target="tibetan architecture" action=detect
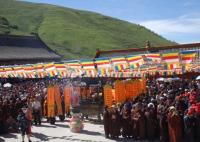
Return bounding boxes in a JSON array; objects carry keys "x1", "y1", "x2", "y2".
[
  {"x1": 95, "y1": 41, "x2": 200, "y2": 58},
  {"x1": 0, "y1": 34, "x2": 61, "y2": 65}
]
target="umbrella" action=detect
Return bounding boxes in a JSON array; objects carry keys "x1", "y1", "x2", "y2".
[
  {"x1": 196, "y1": 76, "x2": 200, "y2": 80},
  {"x1": 166, "y1": 78, "x2": 173, "y2": 82},
  {"x1": 156, "y1": 77, "x2": 166, "y2": 81},
  {"x1": 172, "y1": 77, "x2": 180, "y2": 81},
  {"x1": 3, "y1": 83, "x2": 12, "y2": 88}
]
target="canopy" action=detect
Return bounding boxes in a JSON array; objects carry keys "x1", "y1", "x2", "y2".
[
  {"x1": 156, "y1": 77, "x2": 180, "y2": 82},
  {"x1": 196, "y1": 75, "x2": 200, "y2": 80},
  {"x1": 171, "y1": 77, "x2": 180, "y2": 81},
  {"x1": 156, "y1": 77, "x2": 166, "y2": 81},
  {"x1": 3, "y1": 83, "x2": 12, "y2": 88}
]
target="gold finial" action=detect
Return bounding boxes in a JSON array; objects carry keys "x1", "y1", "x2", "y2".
[{"x1": 145, "y1": 40, "x2": 150, "y2": 48}]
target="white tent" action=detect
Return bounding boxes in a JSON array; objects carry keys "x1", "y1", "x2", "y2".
[{"x1": 3, "y1": 83, "x2": 12, "y2": 88}]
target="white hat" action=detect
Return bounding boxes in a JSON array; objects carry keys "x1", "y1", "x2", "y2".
[
  {"x1": 159, "y1": 97, "x2": 164, "y2": 101},
  {"x1": 148, "y1": 103, "x2": 154, "y2": 108},
  {"x1": 163, "y1": 93, "x2": 167, "y2": 97},
  {"x1": 169, "y1": 106, "x2": 175, "y2": 111}
]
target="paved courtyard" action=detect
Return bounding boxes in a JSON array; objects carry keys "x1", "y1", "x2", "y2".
[{"x1": 0, "y1": 119, "x2": 154, "y2": 142}]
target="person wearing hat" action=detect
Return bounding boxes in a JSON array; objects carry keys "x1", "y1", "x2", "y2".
[
  {"x1": 167, "y1": 106, "x2": 182, "y2": 142},
  {"x1": 145, "y1": 103, "x2": 157, "y2": 141},
  {"x1": 17, "y1": 108, "x2": 32, "y2": 142},
  {"x1": 109, "y1": 104, "x2": 120, "y2": 139},
  {"x1": 121, "y1": 104, "x2": 132, "y2": 138}
]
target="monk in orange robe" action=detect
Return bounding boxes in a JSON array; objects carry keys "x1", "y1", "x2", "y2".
[{"x1": 167, "y1": 106, "x2": 182, "y2": 142}]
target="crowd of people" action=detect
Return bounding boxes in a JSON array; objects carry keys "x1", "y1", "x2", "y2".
[
  {"x1": 0, "y1": 79, "x2": 70, "y2": 141},
  {"x1": 1, "y1": 77, "x2": 200, "y2": 142},
  {"x1": 0, "y1": 78, "x2": 101, "y2": 141},
  {"x1": 103, "y1": 78, "x2": 200, "y2": 142}
]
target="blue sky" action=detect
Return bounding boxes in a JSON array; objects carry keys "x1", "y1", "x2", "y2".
[{"x1": 24, "y1": 0, "x2": 200, "y2": 43}]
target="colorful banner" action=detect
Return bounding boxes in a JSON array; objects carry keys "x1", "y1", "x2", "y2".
[
  {"x1": 13, "y1": 66, "x2": 26, "y2": 78},
  {"x1": 44, "y1": 63, "x2": 57, "y2": 77},
  {"x1": 64, "y1": 86, "x2": 71, "y2": 114},
  {"x1": 95, "y1": 57, "x2": 111, "y2": 77},
  {"x1": 81, "y1": 59, "x2": 97, "y2": 77},
  {"x1": 114, "y1": 80, "x2": 126, "y2": 103},
  {"x1": 145, "y1": 53, "x2": 161, "y2": 63},
  {"x1": 71, "y1": 87, "x2": 80, "y2": 107},
  {"x1": 181, "y1": 50, "x2": 196, "y2": 64},
  {"x1": 34, "y1": 64, "x2": 45, "y2": 78},
  {"x1": 162, "y1": 52, "x2": 179, "y2": 63},
  {"x1": 166, "y1": 63, "x2": 180, "y2": 70},
  {"x1": 23, "y1": 65, "x2": 35, "y2": 78},
  {"x1": 103, "y1": 85, "x2": 113, "y2": 107},
  {"x1": 0, "y1": 68, "x2": 5, "y2": 78},
  {"x1": 111, "y1": 56, "x2": 128, "y2": 72},
  {"x1": 47, "y1": 86, "x2": 55, "y2": 117},
  {"x1": 54, "y1": 85, "x2": 63, "y2": 115},
  {"x1": 65, "y1": 61, "x2": 82, "y2": 77},
  {"x1": 4, "y1": 67, "x2": 14, "y2": 78},
  {"x1": 126, "y1": 55, "x2": 144, "y2": 70},
  {"x1": 55, "y1": 63, "x2": 67, "y2": 78},
  {"x1": 0, "y1": 50, "x2": 199, "y2": 78}
]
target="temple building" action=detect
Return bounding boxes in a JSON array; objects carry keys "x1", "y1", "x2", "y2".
[
  {"x1": 95, "y1": 41, "x2": 200, "y2": 58},
  {"x1": 0, "y1": 34, "x2": 61, "y2": 65}
]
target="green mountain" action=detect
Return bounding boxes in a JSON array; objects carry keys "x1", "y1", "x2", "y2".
[{"x1": 0, "y1": 0, "x2": 175, "y2": 59}]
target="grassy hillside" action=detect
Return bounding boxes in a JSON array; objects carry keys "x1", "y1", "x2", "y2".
[{"x1": 0, "y1": 0, "x2": 175, "y2": 59}]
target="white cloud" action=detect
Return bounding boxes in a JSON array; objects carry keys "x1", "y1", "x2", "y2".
[
  {"x1": 183, "y1": 2, "x2": 194, "y2": 7},
  {"x1": 139, "y1": 14, "x2": 200, "y2": 34}
]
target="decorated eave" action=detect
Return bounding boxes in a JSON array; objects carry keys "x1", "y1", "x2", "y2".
[
  {"x1": 0, "y1": 41, "x2": 200, "y2": 78},
  {"x1": 95, "y1": 42, "x2": 200, "y2": 58}
]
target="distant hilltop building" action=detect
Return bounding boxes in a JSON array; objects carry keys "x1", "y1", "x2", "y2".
[
  {"x1": 95, "y1": 41, "x2": 200, "y2": 58},
  {"x1": 0, "y1": 34, "x2": 61, "y2": 65}
]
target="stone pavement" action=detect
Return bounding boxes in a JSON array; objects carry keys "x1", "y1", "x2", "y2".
[{"x1": 0, "y1": 119, "x2": 154, "y2": 142}]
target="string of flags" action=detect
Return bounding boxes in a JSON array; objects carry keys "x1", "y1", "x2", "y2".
[{"x1": 0, "y1": 50, "x2": 199, "y2": 78}]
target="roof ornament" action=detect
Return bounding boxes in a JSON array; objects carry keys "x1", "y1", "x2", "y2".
[{"x1": 145, "y1": 40, "x2": 151, "y2": 49}]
